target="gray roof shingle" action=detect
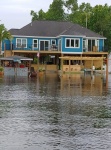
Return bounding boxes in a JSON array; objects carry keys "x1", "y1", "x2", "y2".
[{"x1": 9, "y1": 20, "x2": 105, "y2": 38}]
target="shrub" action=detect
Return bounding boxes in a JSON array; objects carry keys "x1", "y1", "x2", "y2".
[{"x1": 0, "y1": 67, "x2": 4, "y2": 72}]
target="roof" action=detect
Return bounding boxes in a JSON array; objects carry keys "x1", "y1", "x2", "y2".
[
  {"x1": 9, "y1": 20, "x2": 105, "y2": 38},
  {"x1": 0, "y1": 55, "x2": 33, "y2": 61}
]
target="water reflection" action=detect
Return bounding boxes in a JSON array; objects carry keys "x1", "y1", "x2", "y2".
[
  {"x1": 0, "y1": 73, "x2": 111, "y2": 150},
  {"x1": 60, "y1": 73, "x2": 108, "y2": 96}
]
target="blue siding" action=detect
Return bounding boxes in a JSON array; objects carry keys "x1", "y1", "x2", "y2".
[
  {"x1": 2, "y1": 36, "x2": 105, "y2": 54},
  {"x1": 99, "y1": 39, "x2": 104, "y2": 52},
  {"x1": 2, "y1": 39, "x2": 11, "y2": 51},
  {"x1": 61, "y1": 37, "x2": 83, "y2": 53},
  {"x1": 12, "y1": 37, "x2": 57, "y2": 51}
]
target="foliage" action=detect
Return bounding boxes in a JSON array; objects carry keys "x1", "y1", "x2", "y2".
[
  {"x1": 33, "y1": 57, "x2": 38, "y2": 64},
  {"x1": 0, "y1": 24, "x2": 12, "y2": 54},
  {"x1": 45, "y1": 0, "x2": 65, "y2": 21},
  {"x1": 0, "y1": 66, "x2": 4, "y2": 72},
  {"x1": 64, "y1": 0, "x2": 78, "y2": 13},
  {"x1": 30, "y1": 9, "x2": 46, "y2": 21}
]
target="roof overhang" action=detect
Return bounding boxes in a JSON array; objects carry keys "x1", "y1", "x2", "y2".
[{"x1": 0, "y1": 55, "x2": 33, "y2": 61}]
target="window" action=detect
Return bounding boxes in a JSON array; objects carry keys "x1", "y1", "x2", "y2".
[
  {"x1": 65, "y1": 38, "x2": 80, "y2": 48},
  {"x1": 16, "y1": 38, "x2": 27, "y2": 48},
  {"x1": 75, "y1": 39, "x2": 79, "y2": 47},
  {"x1": 51, "y1": 40, "x2": 56, "y2": 45},
  {"x1": 71, "y1": 39, "x2": 74, "y2": 47},
  {"x1": 33, "y1": 39, "x2": 38, "y2": 48},
  {"x1": 66, "y1": 39, "x2": 70, "y2": 47},
  {"x1": 83, "y1": 40, "x2": 86, "y2": 49}
]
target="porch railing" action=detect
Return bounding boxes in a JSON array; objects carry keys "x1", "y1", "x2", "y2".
[
  {"x1": 4, "y1": 44, "x2": 61, "y2": 51},
  {"x1": 4, "y1": 44, "x2": 108, "y2": 52},
  {"x1": 83, "y1": 45, "x2": 107, "y2": 52}
]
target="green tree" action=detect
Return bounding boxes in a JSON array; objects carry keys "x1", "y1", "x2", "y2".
[
  {"x1": 88, "y1": 4, "x2": 109, "y2": 34},
  {"x1": 30, "y1": 9, "x2": 46, "y2": 21},
  {"x1": 64, "y1": 0, "x2": 78, "y2": 13},
  {"x1": 67, "y1": 2, "x2": 92, "y2": 27},
  {"x1": 0, "y1": 24, "x2": 12, "y2": 55},
  {"x1": 38, "y1": 9, "x2": 46, "y2": 20},
  {"x1": 46, "y1": 0, "x2": 65, "y2": 21},
  {"x1": 30, "y1": 10, "x2": 39, "y2": 21},
  {"x1": 78, "y1": 3, "x2": 92, "y2": 27}
]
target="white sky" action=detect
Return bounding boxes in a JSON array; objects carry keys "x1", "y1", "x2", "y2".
[{"x1": 0, "y1": 0, "x2": 111, "y2": 30}]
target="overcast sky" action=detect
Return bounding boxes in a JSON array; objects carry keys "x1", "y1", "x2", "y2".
[{"x1": 0, "y1": 0, "x2": 111, "y2": 30}]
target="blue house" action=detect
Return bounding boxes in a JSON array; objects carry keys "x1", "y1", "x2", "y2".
[{"x1": 2, "y1": 20, "x2": 108, "y2": 72}]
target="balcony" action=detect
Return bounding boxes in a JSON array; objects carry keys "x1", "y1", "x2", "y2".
[
  {"x1": 83, "y1": 45, "x2": 108, "y2": 52},
  {"x1": 4, "y1": 43, "x2": 108, "y2": 53}
]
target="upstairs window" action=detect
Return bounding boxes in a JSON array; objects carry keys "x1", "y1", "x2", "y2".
[
  {"x1": 51, "y1": 40, "x2": 56, "y2": 45},
  {"x1": 16, "y1": 38, "x2": 27, "y2": 48},
  {"x1": 33, "y1": 39, "x2": 38, "y2": 48},
  {"x1": 65, "y1": 38, "x2": 80, "y2": 48}
]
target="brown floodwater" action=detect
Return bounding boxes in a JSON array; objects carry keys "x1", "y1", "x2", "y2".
[{"x1": 0, "y1": 73, "x2": 111, "y2": 150}]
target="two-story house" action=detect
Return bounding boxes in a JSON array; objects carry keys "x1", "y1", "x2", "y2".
[{"x1": 2, "y1": 20, "x2": 108, "y2": 73}]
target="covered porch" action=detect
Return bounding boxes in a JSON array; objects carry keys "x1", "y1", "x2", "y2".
[
  {"x1": 59, "y1": 56, "x2": 108, "y2": 76},
  {"x1": 0, "y1": 55, "x2": 33, "y2": 76}
]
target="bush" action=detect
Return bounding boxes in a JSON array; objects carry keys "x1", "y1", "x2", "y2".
[{"x1": 0, "y1": 67, "x2": 4, "y2": 72}]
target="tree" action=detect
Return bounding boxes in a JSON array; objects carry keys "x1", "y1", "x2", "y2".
[
  {"x1": 30, "y1": 9, "x2": 46, "y2": 21},
  {"x1": 0, "y1": 24, "x2": 12, "y2": 55},
  {"x1": 38, "y1": 9, "x2": 46, "y2": 20},
  {"x1": 46, "y1": 0, "x2": 65, "y2": 21},
  {"x1": 78, "y1": 3, "x2": 92, "y2": 28},
  {"x1": 30, "y1": 10, "x2": 39, "y2": 21},
  {"x1": 64, "y1": 0, "x2": 78, "y2": 13}
]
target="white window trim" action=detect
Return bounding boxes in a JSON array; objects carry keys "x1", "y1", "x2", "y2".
[
  {"x1": 16, "y1": 38, "x2": 27, "y2": 48},
  {"x1": 96, "y1": 39, "x2": 99, "y2": 51},
  {"x1": 33, "y1": 39, "x2": 38, "y2": 48},
  {"x1": 65, "y1": 38, "x2": 80, "y2": 48}
]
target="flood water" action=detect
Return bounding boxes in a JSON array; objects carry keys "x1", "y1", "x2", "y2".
[{"x1": 0, "y1": 73, "x2": 111, "y2": 150}]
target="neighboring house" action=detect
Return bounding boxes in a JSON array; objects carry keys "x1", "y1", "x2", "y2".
[{"x1": 2, "y1": 20, "x2": 108, "y2": 72}]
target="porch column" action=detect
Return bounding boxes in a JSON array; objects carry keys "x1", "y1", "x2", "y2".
[
  {"x1": 29, "y1": 61, "x2": 31, "y2": 72},
  {"x1": 80, "y1": 54, "x2": 82, "y2": 66},
  {"x1": 56, "y1": 55, "x2": 58, "y2": 71},
  {"x1": 106, "y1": 54, "x2": 108, "y2": 88},
  {"x1": 69, "y1": 58, "x2": 71, "y2": 78},
  {"x1": 61, "y1": 54, "x2": 64, "y2": 77},
  {"x1": 37, "y1": 53, "x2": 39, "y2": 73},
  {"x1": 91, "y1": 59, "x2": 93, "y2": 77},
  {"x1": 101, "y1": 57, "x2": 103, "y2": 76}
]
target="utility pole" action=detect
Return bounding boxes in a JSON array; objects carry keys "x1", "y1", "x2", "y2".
[{"x1": 86, "y1": 13, "x2": 87, "y2": 28}]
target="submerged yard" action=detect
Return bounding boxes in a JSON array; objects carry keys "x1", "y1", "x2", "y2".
[{"x1": 0, "y1": 73, "x2": 111, "y2": 150}]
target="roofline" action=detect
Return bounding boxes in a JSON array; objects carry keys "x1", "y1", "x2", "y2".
[
  {"x1": 12, "y1": 35, "x2": 56, "y2": 38},
  {"x1": 11, "y1": 35, "x2": 106, "y2": 39},
  {"x1": 85, "y1": 37, "x2": 106, "y2": 39},
  {"x1": 58, "y1": 35, "x2": 86, "y2": 38}
]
